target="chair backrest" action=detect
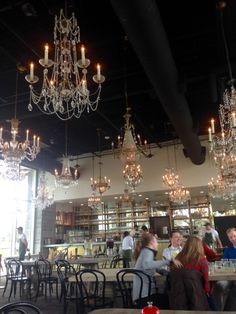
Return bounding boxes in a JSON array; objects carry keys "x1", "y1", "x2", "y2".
[
  {"x1": 110, "y1": 255, "x2": 129, "y2": 268},
  {"x1": 0, "y1": 301, "x2": 41, "y2": 313},
  {"x1": 55, "y1": 259, "x2": 71, "y2": 267},
  {"x1": 57, "y1": 263, "x2": 76, "y2": 283},
  {"x1": 94, "y1": 253, "x2": 108, "y2": 269},
  {"x1": 7, "y1": 259, "x2": 23, "y2": 278},
  {"x1": 77, "y1": 268, "x2": 107, "y2": 308},
  {"x1": 35, "y1": 259, "x2": 52, "y2": 281},
  {"x1": 116, "y1": 269, "x2": 152, "y2": 308}
]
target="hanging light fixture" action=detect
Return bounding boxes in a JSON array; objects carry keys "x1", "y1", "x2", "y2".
[
  {"x1": 88, "y1": 155, "x2": 101, "y2": 207},
  {"x1": 35, "y1": 172, "x2": 54, "y2": 210},
  {"x1": 208, "y1": 1, "x2": 236, "y2": 171},
  {"x1": 169, "y1": 185, "x2": 191, "y2": 205},
  {"x1": 90, "y1": 129, "x2": 111, "y2": 195},
  {"x1": 25, "y1": 9, "x2": 105, "y2": 120},
  {"x1": 112, "y1": 107, "x2": 152, "y2": 164},
  {"x1": 55, "y1": 122, "x2": 79, "y2": 188},
  {"x1": 123, "y1": 162, "x2": 143, "y2": 192},
  {"x1": 208, "y1": 174, "x2": 234, "y2": 200},
  {"x1": 0, "y1": 67, "x2": 40, "y2": 180},
  {"x1": 162, "y1": 145, "x2": 180, "y2": 189}
]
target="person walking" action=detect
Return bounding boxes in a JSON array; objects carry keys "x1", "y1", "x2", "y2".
[{"x1": 17, "y1": 226, "x2": 28, "y2": 261}]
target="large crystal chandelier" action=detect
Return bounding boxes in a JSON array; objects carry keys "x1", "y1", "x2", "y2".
[
  {"x1": 25, "y1": 9, "x2": 105, "y2": 120},
  {"x1": 169, "y1": 185, "x2": 191, "y2": 205},
  {"x1": 208, "y1": 175, "x2": 235, "y2": 200},
  {"x1": 208, "y1": 3, "x2": 236, "y2": 176},
  {"x1": 35, "y1": 172, "x2": 54, "y2": 210},
  {"x1": 0, "y1": 70, "x2": 40, "y2": 180},
  {"x1": 55, "y1": 122, "x2": 79, "y2": 188}
]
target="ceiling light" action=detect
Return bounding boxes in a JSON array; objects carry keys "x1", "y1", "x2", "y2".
[
  {"x1": 35, "y1": 172, "x2": 54, "y2": 210},
  {"x1": 25, "y1": 9, "x2": 105, "y2": 120}
]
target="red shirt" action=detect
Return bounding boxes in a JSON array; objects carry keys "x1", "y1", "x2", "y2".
[
  {"x1": 185, "y1": 256, "x2": 209, "y2": 293},
  {"x1": 203, "y1": 243, "x2": 221, "y2": 262}
]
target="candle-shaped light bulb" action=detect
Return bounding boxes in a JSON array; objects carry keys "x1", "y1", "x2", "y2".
[
  {"x1": 33, "y1": 135, "x2": 36, "y2": 146},
  {"x1": 232, "y1": 112, "x2": 236, "y2": 127},
  {"x1": 0, "y1": 127, "x2": 2, "y2": 140},
  {"x1": 81, "y1": 45, "x2": 86, "y2": 66},
  {"x1": 37, "y1": 136, "x2": 40, "y2": 147},
  {"x1": 30, "y1": 63, "x2": 34, "y2": 81},
  {"x1": 211, "y1": 119, "x2": 215, "y2": 134},
  {"x1": 82, "y1": 80, "x2": 86, "y2": 94},
  {"x1": 97, "y1": 64, "x2": 101, "y2": 81},
  {"x1": 26, "y1": 129, "x2": 29, "y2": 142},
  {"x1": 208, "y1": 127, "x2": 212, "y2": 142},
  {"x1": 44, "y1": 44, "x2": 49, "y2": 65}
]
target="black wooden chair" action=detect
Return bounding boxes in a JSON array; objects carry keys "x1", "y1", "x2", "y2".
[
  {"x1": 2, "y1": 258, "x2": 15, "y2": 297},
  {"x1": 116, "y1": 268, "x2": 152, "y2": 308},
  {"x1": 110, "y1": 255, "x2": 129, "y2": 268},
  {"x1": 7, "y1": 259, "x2": 31, "y2": 301},
  {"x1": 0, "y1": 301, "x2": 41, "y2": 313},
  {"x1": 57, "y1": 263, "x2": 83, "y2": 314},
  {"x1": 34, "y1": 259, "x2": 58, "y2": 301},
  {"x1": 77, "y1": 268, "x2": 113, "y2": 312},
  {"x1": 94, "y1": 253, "x2": 108, "y2": 269}
]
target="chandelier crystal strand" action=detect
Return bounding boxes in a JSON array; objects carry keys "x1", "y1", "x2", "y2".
[
  {"x1": 88, "y1": 192, "x2": 101, "y2": 208},
  {"x1": 162, "y1": 168, "x2": 179, "y2": 189},
  {"x1": 25, "y1": 9, "x2": 105, "y2": 120},
  {"x1": 35, "y1": 172, "x2": 54, "y2": 210}
]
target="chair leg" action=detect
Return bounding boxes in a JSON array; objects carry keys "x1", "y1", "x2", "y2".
[{"x1": 2, "y1": 278, "x2": 8, "y2": 296}]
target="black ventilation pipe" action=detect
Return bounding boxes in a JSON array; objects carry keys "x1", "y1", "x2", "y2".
[{"x1": 110, "y1": 0, "x2": 206, "y2": 165}]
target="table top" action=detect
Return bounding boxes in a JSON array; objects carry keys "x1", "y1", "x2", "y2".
[
  {"x1": 89, "y1": 309, "x2": 236, "y2": 314},
  {"x1": 69, "y1": 267, "x2": 236, "y2": 283}
]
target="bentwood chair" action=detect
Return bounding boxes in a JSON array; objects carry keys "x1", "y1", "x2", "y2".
[
  {"x1": 110, "y1": 255, "x2": 129, "y2": 268},
  {"x1": 0, "y1": 301, "x2": 41, "y2": 313},
  {"x1": 116, "y1": 269, "x2": 152, "y2": 308},
  {"x1": 77, "y1": 268, "x2": 113, "y2": 312},
  {"x1": 7, "y1": 259, "x2": 31, "y2": 301},
  {"x1": 34, "y1": 259, "x2": 58, "y2": 301},
  {"x1": 57, "y1": 263, "x2": 83, "y2": 314}
]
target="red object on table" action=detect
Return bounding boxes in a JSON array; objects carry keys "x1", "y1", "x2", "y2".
[{"x1": 141, "y1": 302, "x2": 160, "y2": 314}]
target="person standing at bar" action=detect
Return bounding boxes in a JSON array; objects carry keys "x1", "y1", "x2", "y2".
[
  {"x1": 122, "y1": 231, "x2": 134, "y2": 267},
  {"x1": 17, "y1": 226, "x2": 28, "y2": 261}
]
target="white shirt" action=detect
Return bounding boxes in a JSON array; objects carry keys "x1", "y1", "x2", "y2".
[
  {"x1": 201, "y1": 228, "x2": 219, "y2": 241},
  {"x1": 162, "y1": 246, "x2": 182, "y2": 261},
  {"x1": 122, "y1": 235, "x2": 134, "y2": 250}
]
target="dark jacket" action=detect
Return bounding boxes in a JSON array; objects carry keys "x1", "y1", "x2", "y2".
[{"x1": 168, "y1": 268, "x2": 209, "y2": 310}]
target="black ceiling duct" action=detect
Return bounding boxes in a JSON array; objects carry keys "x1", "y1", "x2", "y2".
[{"x1": 110, "y1": 0, "x2": 206, "y2": 165}]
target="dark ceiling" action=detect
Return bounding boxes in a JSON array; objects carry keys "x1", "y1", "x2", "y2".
[{"x1": 0, "y1": 0, "x2": 235, "y2": 173}]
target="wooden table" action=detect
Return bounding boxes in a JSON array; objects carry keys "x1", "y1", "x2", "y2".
[
  {"x1": 68, "y1": 257, "x2": 110, "y2": 269},
  {"x1": 69, "y1": 267, "x2": 236, "y2": 283},
  {"x1": 89, "y1": 309, "x2": 236, "y2": 314}
]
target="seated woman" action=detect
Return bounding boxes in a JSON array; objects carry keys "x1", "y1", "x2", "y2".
[
  {"x1": 133, "y1": 233, "x2": 181, "y2": 308},
  {"x1": 169, "y1": 235, "x2": 210, "y2": 311}
]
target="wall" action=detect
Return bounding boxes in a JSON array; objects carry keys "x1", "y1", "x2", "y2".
[{"x1": 46, "y1": 138, "x2": 217, "y2": 202}]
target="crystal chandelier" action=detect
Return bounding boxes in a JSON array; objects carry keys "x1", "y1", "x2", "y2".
[
  {"x1": 88, "y1": 192, "x2": 101, "y2": 208},
  {"x1": 25, "y1": 9, "x2": 105, "y2": 120},
  {"x1": 55, "y1": 122, "x2": 79, "y2": 188},
  {"x1": 123, "y1": 162, "x2": 143, "y2": 192},
  {"x1": 169, "y1": 185, "x2": 191, "y2": 205},
  {"x1": 208, "y1": 175, "x2": 235, "y2": 200},
  {"x1": 35, "y1": 172, "x2": 54, "y2": 210},
  {"x1": 208, "y1": 3, "x2": 236, "y2": 173},
  {"x1": 90, "y1": 161, "x2": 111, "y2": 195},
  {"x1": 0, "y1": 162, "x2": 29, "y2": 181},
  {"x1": 162, "y1": 168, "x2": 180, "y2": 189},
  {"x1": 112, "y1": 107, "x2": 152, "y2": 164},
  {"x1": 0, "y1": 70, "x2": 40, "y2": 180},
  {"x1": 90, "y1": 130, "x2": 111, "y2": 195}
]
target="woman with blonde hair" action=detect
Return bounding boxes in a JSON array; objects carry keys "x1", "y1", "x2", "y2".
[{"x1": 169, "y1": 235, "x2": 210, "y2": 310}]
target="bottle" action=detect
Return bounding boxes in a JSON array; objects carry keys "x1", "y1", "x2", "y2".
[{"x1": 141, "y1": 302, "x2": 160, "y2": 314}]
